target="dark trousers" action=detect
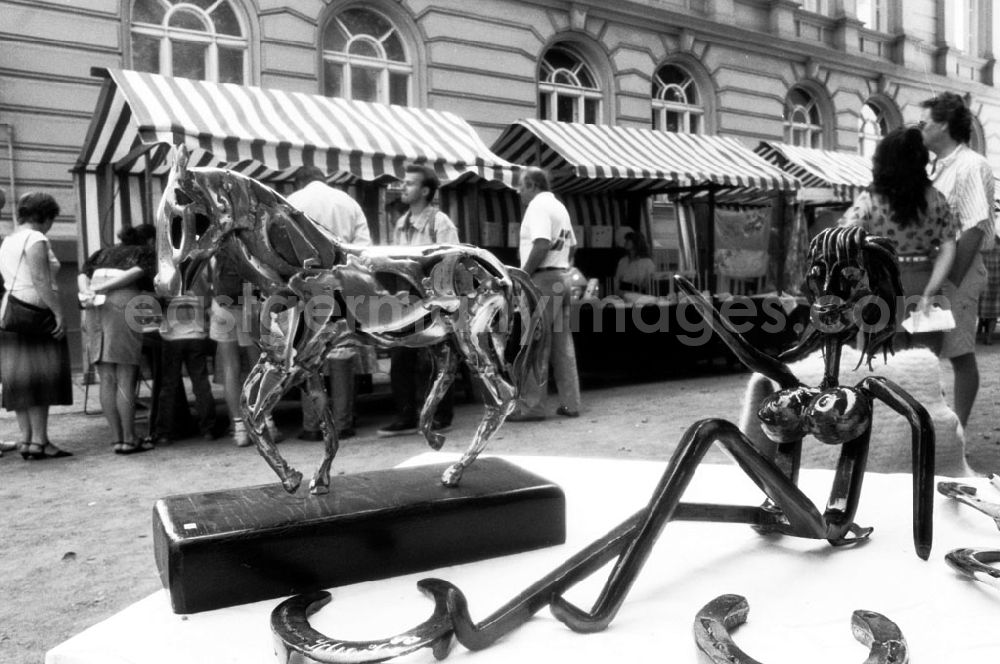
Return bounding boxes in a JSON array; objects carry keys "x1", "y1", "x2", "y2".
[
  {"x1": 389, "y1": 347, "x2": 454, "y2": 425},
  {"x1": 154, "y1": 338, "x2": 216, "y2": 438}
]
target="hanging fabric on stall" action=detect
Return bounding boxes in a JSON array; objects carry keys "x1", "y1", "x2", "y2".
[{"x1": 714, "y1": 205, "x2": 771, "y2": 278}]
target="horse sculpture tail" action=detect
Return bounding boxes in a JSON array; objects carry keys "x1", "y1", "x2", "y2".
[{"x1": 507, "y1": 267, "x2": 551, "y2": 399}]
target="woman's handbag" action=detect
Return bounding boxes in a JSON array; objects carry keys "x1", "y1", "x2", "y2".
[
  {"x1": 0, "y1": 294, "x2": 57, "y2": 335},
  {"x1": 0, "y1": 234, "x2": 57, "y2": 336}
]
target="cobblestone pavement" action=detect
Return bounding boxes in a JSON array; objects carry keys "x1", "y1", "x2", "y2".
[{"x1": 1, "y1": 343, "x2": 998, "y2": 663}]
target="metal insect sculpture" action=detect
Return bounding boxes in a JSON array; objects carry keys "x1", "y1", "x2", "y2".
[
  {"x1": 154, "y1": 146, "x2": 549, "y2": 493},
  {"x1": 267, "y1": 226, "x2": 935, "y2": 662}
]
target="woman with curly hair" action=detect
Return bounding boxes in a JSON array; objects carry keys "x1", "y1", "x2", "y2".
[
  {"x1": 839, "y1": 126, "x2": 959, "y2": 351},
  {"x1": 78, "y1": 223, "x2": 157, "y2": 454}
]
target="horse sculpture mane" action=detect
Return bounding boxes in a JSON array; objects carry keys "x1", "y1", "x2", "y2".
[{"x1": 155, "y1": 146, "x2": 550, "y2": 493}]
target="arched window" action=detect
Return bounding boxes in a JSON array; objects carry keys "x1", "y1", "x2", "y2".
[
  {"x1": 321, "y1": 7, "x2": 412, "y2": 105},
  {"x1": 784, "y1": 87, "x2": 824, "y2": 148},
  {"x1": 538, "y1": 45, "x2": 602, "y2": 124},
  {"x1": 858, "y1": 102, "x2": 887, "y2": 157},
  {"x1": 652, "y1": 64, "x2": 703, "y2": 134},
  {"x1": 130, "y1": 0, "x2": 248, "y2": 83}
]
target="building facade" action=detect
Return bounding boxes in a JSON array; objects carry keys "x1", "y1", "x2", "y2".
[{"x1": 2, "y1": 0, "x2": 999, "y2": 251}]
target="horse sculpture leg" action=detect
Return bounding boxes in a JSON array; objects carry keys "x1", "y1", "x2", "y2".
[
  {"x1": 303, "y1": 372, "x2": 340, "y2": 495},
  {"x1": 440, "y1": 367, "x2": 516, "y2": 487},
  {"x1": 418, "y1": 343, "x2": 460, "y2": 452},
  {"x1": 242, "y1": 356, "x2": 305, "y2": 493}
]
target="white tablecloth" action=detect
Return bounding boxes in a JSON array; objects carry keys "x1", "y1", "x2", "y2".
[{"x1": 46, "y1": 453, "x2": 1000, "y2": 663}]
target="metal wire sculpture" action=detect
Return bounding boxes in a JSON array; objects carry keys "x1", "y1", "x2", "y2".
[
  {"x1": 154, "y1": 147, "x2": 549, "y2": 493},
  {"x1": 267, "y1": 226, "x2": 936, "y2": 662}
]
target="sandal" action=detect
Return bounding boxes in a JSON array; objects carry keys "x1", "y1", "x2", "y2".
[
  {"x1": 116, "y1": 438, "x2": 155, "y2": 455},
  {"x1": 112, "y1": 442, "x2": 125, "y2": 454},
  {"x1": 23, "y1": 442, "x2": 73, "y2": 460}
]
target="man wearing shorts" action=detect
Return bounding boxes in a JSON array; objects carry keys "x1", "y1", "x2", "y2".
[{"x1": 920, "y1": 92, "x2": 996, "y2": 428}]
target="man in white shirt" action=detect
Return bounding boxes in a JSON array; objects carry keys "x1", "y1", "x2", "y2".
[
  {"x1": 920, "y1": 92, "x2": 996, "y2": 428},
  {"x1": 378, "y1": 165, "x2": 460, "y2": 436},
  {"x1": 287, "y1": 166, "x2": 372, "y2": 441},
  {"x1": 508, "y1": 166, "x2": 581, "y2": 421}
]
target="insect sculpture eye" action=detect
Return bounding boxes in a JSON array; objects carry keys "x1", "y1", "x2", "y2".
[{"x1": 805, "y1": 265, "x2": 826, "y2": 298}]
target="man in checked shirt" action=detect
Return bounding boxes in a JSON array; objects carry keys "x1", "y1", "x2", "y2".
[{"x1": 920, "y1": 92, "x2": 997, "y2": 429}]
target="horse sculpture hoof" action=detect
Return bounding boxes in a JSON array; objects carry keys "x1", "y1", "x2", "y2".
[
  {"x1": 427, "y1": 431, "x2": 446, "y2": 451},
  {"x1": 281, "y1": 470, "x2": 304, "y2": 494},
  {"x1": 440, "y1": 464, "x2": 464, "y2": 487},
  {"x1": 309, "y1": 476, "x2": 330, "y2": 495}
]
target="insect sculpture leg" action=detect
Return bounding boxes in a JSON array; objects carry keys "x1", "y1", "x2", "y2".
[
  {"x1": 418, "y1": 342, "x2": 459, "y2": 452},
  {"x1": 242, "y1": 356, "x2": 305, "y2": 493},
  {"x1": 551, "y1": 418, "x2": 827, "y2": 633},
  {"x1": 858, "y1": 376, "x2": 935, "y2": 559},
  {"x1": 303, "y1": 371, "x2": 340, "y2": 495}
]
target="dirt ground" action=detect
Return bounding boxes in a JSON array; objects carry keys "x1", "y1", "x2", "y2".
[{"x1": 1, "y1": 344, "x2": 998, "y2": 664}]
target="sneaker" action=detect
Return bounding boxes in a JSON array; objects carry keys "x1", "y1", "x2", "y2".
[
  {"x1": 506, "y1": 411, "x2": 546, "y2": 423},
  {"x1": 233, "y1": 422, "x2": 251, "y2": 448},
  {"x1": 266, "y1": 417, "x2": 283, "y2": 442},
  {"x1": 377, "y1": 420, "x2": 419, "y2": 437}
]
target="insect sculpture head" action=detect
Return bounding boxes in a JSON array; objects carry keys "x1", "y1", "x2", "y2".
[{"x1": 789, "y1": 225, "x2": 903, "y2": 371}]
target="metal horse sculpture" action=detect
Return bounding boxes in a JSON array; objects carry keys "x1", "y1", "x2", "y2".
[
  {"x1": 268, "y1": 226, "x2": 934, "y2": 663},
  {"x1": 154, "y1": 147, "x2": 548, "y2": 493}
]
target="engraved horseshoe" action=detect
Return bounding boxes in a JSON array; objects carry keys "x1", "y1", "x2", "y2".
[
  {"x1": 693, "y1": 594, "x2": 908, "y2": 664},
  {"x1": 945, "y1": 548, "x2": 1000, "y2": 590},
  {"x1": 271, "y1": 582, "x2": 455, "y2": 664}
]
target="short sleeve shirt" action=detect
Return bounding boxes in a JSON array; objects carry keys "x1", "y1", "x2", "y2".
[
  {"x1": 518, "y1": 191, "x2": 577, "y2": 269},
  {"x1": 929, "y1": 144, "x2": 996, "y2": 251},
  {"x1": 839, "y1": 188, "x2": 959, "y2": 257},
  {"x1": 82, "y1": 243, "x2": 156, "y2": 291},
  {"x1": 392, "y1": 206, "x2": 459, "y2": 246}
]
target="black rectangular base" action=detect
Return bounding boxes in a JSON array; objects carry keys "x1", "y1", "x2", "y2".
[{"x1": 152, "y1": 458, "x2": 566, "y2": 613}]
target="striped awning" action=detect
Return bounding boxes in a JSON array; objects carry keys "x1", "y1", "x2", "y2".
[
  {"x1": 754, "y1": 142, "x2": 872, "y2": 203},
  {"x1": 75, "y1": 68, "x2": 518, "y2": 187},
  {"x1": 490, "y1": 120, "x2": 799, "y2": 195}
]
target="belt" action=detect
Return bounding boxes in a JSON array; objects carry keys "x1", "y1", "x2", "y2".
[
  {"x1": 534, "y1": 266, "x2": 568, "y2": 273},
  {"x1": 898, "y1": 255, "x2": 931, "y2": 264}
]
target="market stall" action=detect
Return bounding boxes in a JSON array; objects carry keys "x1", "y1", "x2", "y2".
[
  {"x1": 489, "y1": 120, "x2": 803, "y2": 376},
  {"x1": 74, "y1": 67, "x2": 520, "y2": 261}
]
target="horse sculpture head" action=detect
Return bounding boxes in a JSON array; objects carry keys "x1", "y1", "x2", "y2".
[
  {"x1": 154, "y1": 145, "x2": 344, "y2": 298},
  {"x1": 782, "y1": 225, "x2": 902, "y2": 372}
]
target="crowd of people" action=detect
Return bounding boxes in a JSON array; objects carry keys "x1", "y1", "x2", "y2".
[{"x1": 1, "y1": 92, "x2": 998, "y2": 459}]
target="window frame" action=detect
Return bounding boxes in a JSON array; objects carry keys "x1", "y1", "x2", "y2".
[
  {"x1": 783, "y1": 87, "x2": 825, "y2": 149},
  {"x1": 320, "y1": 7, "x2": 413, "y2": 105},
  {"x1": 857, "y1": 102, "x2": 887, "y2": 157},
  {"x1": 129, "y1": 0, "x2": 250, "y2": 84},
  {"x1": 855, "y1": 0, "x2": 889, "y2": 33},
  {"x1": 538, "y1": 44, "x2": 603, "y2": 124},
  {"x1": 651, "y1": 64, "x2": 704, "y2": 134}
]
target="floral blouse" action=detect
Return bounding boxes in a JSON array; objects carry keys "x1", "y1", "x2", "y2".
[
  {"x1": 839, "y1": 187, "x2": 960, "y2": 257},
  {"x1": 81, "y1": 244, "x2": 157, "y2": 292}
]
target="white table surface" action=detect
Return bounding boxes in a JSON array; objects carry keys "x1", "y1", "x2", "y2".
[{"x1": 46, "y1": 453, "x2": 1000, "y2": 663}]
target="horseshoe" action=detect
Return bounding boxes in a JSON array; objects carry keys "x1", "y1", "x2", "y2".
[
  {"x1": 937, "y1": 481, "x2": 1000, "y2": 530},
  {"x1": 945, "y1": 548, "x2": 1000, "y2": 590},
  {"x1": 693, "y1": 594, "x2": 908, "y2": 664},
  {"x1": 270, "y1": 581, "x2": 455, "y2": 664}
]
